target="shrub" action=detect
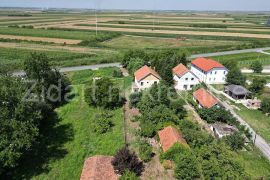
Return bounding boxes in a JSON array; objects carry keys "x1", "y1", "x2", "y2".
[
  {"x1": 224, "y1": 133, "x2": 245, "y2": 151},
  {"x1": 92, "y1": 112, "x2": 114, "y2": 134},
  {"x1": 160, "y1": 143, "x2": 189, "y2": 162},
  {"x1": 249, "y1": 77, "x2": 266, "y2": 94},
  {"x1": 113, "y1": 69, "x2": 123, "y2": 78},
  {"x1": 129, "y1": 92, "x2": 142, "y2": 108},
  {"x1": 138, "y1": 140, "x2": 152, "y2": 162},
  {"x1": 120, "y1": 170, "x2": 139, "y2": 180},
  {"x1": 261, "y1": 98, "x2": 270, "y2": 114},
  {"x1": 174, "y1": 152, "x2": 201, "y2": 180},
  {"x1": 139, "y1": 121, "x2": 156, "y2": 137},
  {"x1": 112, "y1": 146, "x2": 144, "y2": 176}
]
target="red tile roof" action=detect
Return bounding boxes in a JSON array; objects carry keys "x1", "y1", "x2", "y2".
[
  {"x1": 193, "y1": 88, "x2": 218, "y2": 108},
  {"x1": 80, "y1": 155, "x2": 118, "y2": 180},
  {"x1": 134, "y1": 65, "x2": 160, "y2": 82},
  {"x1": 158, "y1": 126, "x2": 187, "y2": 152},
  {"x1": 172, "y1": 63, "x2": 189, "y2": 78},
  {"x1": 192, "y1": 57, "x2": 225, "y2": 72}
]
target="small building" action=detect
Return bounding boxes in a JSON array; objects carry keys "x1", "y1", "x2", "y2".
[
  {"x1": 158, "y1": 126, "x2": 187, "y2": 152},
  {"x1": 80, "y1": 155, "x2": 118, "y2": 180},
  {"x1": 224, "y1": 85, "x2": 250, "y2": 100},
  {"x1": 172, "y1": 63, "x2": 200, "y2": 91},
  {"x1": 133, "y1": 65, "x2": 160, "y2": 92},
  {"x1": 210, "y1": 122, "x2": 238, "y2": 139},
  {"x1": 190, "y1": 57, "x2": 228, "y2": 84},
  {"x1": 193, "y1": 88, "x2": 219, "y2": 109}
]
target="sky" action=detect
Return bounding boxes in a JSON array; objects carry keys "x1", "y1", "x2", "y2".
[{"x1": 1, "y1": 0, "x2": 270, "y2": 11}]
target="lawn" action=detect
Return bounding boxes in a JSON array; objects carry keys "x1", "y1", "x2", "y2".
[
  {"x1": 236, "y1": 105, "x2": 270, "y2": 143},
  {"x1": 211, "y1": 52, "x2": 270, "y2": 68},
  {"x1": 13, "y1": 68, "x2": 129, "y2": 179}
]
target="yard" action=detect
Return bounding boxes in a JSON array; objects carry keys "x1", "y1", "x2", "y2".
[{"x1": 12, "y1": 68, "x2": 131, "y2": 179}]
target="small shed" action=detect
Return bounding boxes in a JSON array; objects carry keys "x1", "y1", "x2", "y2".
[
  {"x1": 210, "y1": 122, "x2": 238, "y2": 139},
  {"x1": 158, "y1": 126, "x2": 187, "y2": 152},
  {"x1": 225, "y1": 85, "x2": 250, "y2": 100}
]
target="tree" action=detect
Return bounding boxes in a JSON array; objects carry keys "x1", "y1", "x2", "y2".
[
  {"x1": 224, "y1": 133, "x2": 245, "y2": 151},
  {"x1": 250, "y1": 61, "x2": 263, "y2": 73},
  {"x1": 198, "y1": 107, "x2": 236, "y2": 124},
  {"x1": 112, "y1": 147, "x2": 144, "y2": 176},
  {"x1": 85, "y1": 77, "x2": 123, "y2": 109},
  {"x1": 226, "y1": 67, "x2": 246, "y2": 86},
  {"x1": 0, "y1": 76, "x2": 42, "y2": 173},
  {"x1": 121, "y1": 49, "x2": 148, "y2": 68},
  {"x1": 24, "y1": 53, "x2": 71, "y2": 107},
  {"x1": 267, "y1": 19, "x2": 270, "y2": 27},
  {"x1": 249, "y1": 77, "x2": 266, "y2": 94},
  {"x1": 174, "y1": 152, "x2": 201, "y2": 180},
  {"x1": 127, "y1": 58, "x2": 145, "y2": 75},
  {"x1": 261, "y1": 98, "x2": 270, "y2": 114}
]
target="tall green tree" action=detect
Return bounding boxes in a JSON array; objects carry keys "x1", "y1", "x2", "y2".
[
  {"x1": 249, "y1": 77, "x2": 266, "y2": 94},
  {"x1": 226, "y1": 67, "x2": 246, "y2": 86},
  {"x1": 261, "y1": 98, "x2": 270, "y2": 114},
  {"x1": 24, "y1": 53, "x2": 71, "y2": 107},
  {"x1": 0, "y1": 76, "x2": 42, "y2": 174}
]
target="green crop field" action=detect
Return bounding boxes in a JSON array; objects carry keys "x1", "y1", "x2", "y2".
[{"x1": 212, "y1": 52, "x2": 270, "y2": 68}]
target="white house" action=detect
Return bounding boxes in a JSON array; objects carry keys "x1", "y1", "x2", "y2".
[
  {"x1": 172, "y1": 63, "x2": 200, "y2": 91},
  {"x1": 190, "y1": 57, "x2": 228, "y2": 84},
  {"x1": 133, "y1": 65, "x2": 160, "y2": 92}
]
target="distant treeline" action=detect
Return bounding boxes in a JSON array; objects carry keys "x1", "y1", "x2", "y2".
[{"x1": 8, "y1": 14, "x2": 32, "y2": 17}]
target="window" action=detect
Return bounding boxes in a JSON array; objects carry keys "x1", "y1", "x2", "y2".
[
  {"x1": 184, "y1": 85, "x2": 188, "y2": 90},
  {"x1": 209, "y1": 78, "x2": 211, "y2": 81},
  {"x1": 224, "y1": 71, "x2": 226, "y2": 74},
  {"x1": 190, "y1": 85, "x2": 194, "y2": 88},
  {"x1": 215, "y1": 71, "x2": 217, "y2": 75},
  {"x1": 147, "y1": 81, "x2": 149, "y2": 84},
  {"x1": 185, "y1": 78, "x2": 188, "y2": 81},
  {"x1": 191, "y1": 78, "x2": 194, "y2": 81},
  {"x1": 141, "y1": 82, "x2": 144, "y2": 86},
  {"x1": 154, "y1": 81, "x2": 158, "y2": 84},
  {"x1": 214, "y1": 78, "x2": 216, "y2": 81}
]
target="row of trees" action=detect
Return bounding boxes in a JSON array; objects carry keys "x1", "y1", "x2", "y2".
[{"x1": 0, "y1": 53, "x2": 70, "y2": 175}]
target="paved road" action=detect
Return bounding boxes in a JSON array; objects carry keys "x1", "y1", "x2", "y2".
[
  {"x1": 189, "y1": 47, "x2": 270, "y2": 59},
  {"x1": 208, "y1": 85, "x2": 270, "y2": 161},
  {"x1": 13, "y1": 63, "x2": 121, "y2": 76}
]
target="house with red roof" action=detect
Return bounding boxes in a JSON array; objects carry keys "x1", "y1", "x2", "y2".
[
  {"x1": 133, "y1": 65, "x2": 160, "y2": 92},
  {"x1": 193, "y1": 88, "x2": 219, "y2": 109},
  {"x1": 173, "y1": 63, "x2": 199, "y2": 91},
  {"x1": 158, "y1": 126, "x2": 187, "y2": 152},
  {"x1": 80, "y1": 155, "x2": 118, "y2": 180},
  {"x1": 190, "y1": 57, "x2": 228, "y2": 84}
]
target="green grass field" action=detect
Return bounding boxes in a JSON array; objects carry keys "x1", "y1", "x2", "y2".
[
  {"x1": 212, "y1": 52, "x2": 270, "y2": 68},
  {"x1": 12, "y1": 67, "x2": 130, "y2": 179},
  {"x1": 236, "y1": 104, "x2": 270, "y2": 143}
]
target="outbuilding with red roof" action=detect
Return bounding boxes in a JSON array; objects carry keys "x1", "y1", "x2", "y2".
[
  {"x1": 193, "y1": 88, "x2": 219, "y2": 109},
  {"x1": 172, "y1": 63, "x2": 199, "y2": 91},
  {"x1": 158, "y1": 126, "x2": 187, "y2": 152},
  {"x1": 133, "y1": 65, "x2": 160, "y2": 92},
  {"x1": 190, "y1": 57, "x2": 228, "y2": 84},
  {"x1": 80, "y1": 155, "x2": 118, "y2": 180}
]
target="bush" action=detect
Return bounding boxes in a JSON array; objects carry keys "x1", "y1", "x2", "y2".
[
  {"x1": 174, "y1": 152, "x2": 201, "y2": 180},
  {"x1": 120, "y1": 170, "x2": 139, "y2": 180},
  {"x1": 92, "y1": 112, "x2": 114, "y2": 134},
  {"x1": 113, "y1": 69, "x2": 123, "y2": 78},
  {"x1": 112, "y1": 147, "x2": 144, "y2": 176},
  {"x1": 261, "y1": 98, "x2": 270, "y2": 114},
  {"x1": 249, "y1": 77, "x2": 266, "y2": 94},
  {"x1": 129, "y1": 92, "x2": 142, "y2": 108},
  {"x1": 138, "y1": 140, "x2": 152, "y2": 162},
  {"x1": 160, "y1": 143, "x2": 189, "y2": 162},
  {"x1": 224, "y1": 133, "x2": 245, "y2": 151}
]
